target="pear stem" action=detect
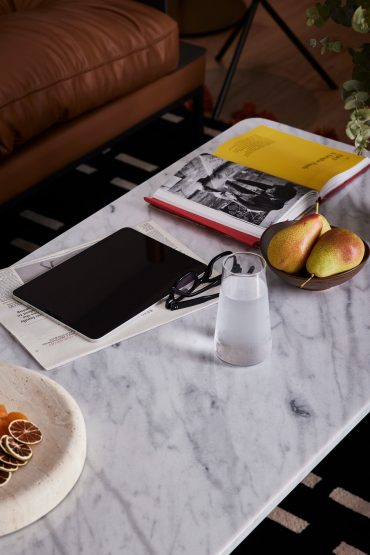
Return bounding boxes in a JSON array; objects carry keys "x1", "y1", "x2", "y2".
[
  {"x1": 300, "y1": 274, "x2": 315, "y2": 289},
  {"x1": 315, "y1": 201, "x2": 319, "y2": 214}
]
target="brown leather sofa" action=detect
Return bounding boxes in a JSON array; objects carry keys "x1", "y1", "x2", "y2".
[{"x1": 0, "y1": 0, "x2": 205, "y2": 205}]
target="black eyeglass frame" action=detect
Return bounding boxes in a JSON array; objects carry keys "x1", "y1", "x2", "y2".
[{"x1": 165, "y1": 251, "x2": 232, "y2": 311}]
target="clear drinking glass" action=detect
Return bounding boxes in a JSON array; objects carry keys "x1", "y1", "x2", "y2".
[{"x1": 214, "y1": 252, "x2": 272, "y2": 366}]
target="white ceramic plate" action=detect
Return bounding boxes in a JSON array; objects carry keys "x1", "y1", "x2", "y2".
[{"x1": 0, "y1": 362, "x2": 86, "y2": 536}]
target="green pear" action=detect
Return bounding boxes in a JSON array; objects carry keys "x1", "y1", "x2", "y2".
[
  {"x1": 267, "y1": 214, "x2": 323, "y2": 274},
  {"x1": 306, "y1": 227, "x2": 365, "y2": 277},
  {"x1": 318, "y1": 214, "x2": 331, "y2": 235}
]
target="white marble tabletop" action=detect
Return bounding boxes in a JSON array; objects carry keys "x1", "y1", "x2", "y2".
[{"x1": 1, "y1": 118, "x2": 370, "y2": 555}]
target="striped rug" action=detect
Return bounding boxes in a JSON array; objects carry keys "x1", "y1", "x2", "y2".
[
  {"x1": 0, "y1": 109, "x2": 226, "y2": 269},
  {"x1": 234, "y1": 412, "x2": 370, "y2": 554}
]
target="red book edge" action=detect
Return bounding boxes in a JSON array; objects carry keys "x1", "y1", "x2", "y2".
[
  {"x1": 144, "y1": 162, "x2": 370, "y2": 244},
  {"x1": 143, "y1": 196, "x2": 261, "y2": 247}
]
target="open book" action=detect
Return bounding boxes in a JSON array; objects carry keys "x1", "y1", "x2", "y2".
[{"x1": 145, "y1": 125, "x2": 369, "y2": 245}]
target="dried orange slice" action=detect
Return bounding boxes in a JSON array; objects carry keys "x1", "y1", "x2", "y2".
[
  {"x1": 0, "y1": 411, "x2": 28, "y2": 436},
  {"x1": 0, "y1": 436, "x2": 18, "y2": 465},
  {"x1": 0, "y1": 460, "x2": 17, "y2": 472},
  {"x1": 0, "y1": 404, "x2": 7, "y2": 417},
  {"x1": 4, "y1": 436, "x2": 32, "y2": 462},
  {"x1": 0, "y1": 451, "x2": 27, "y2": 467},
  {"x1": 0, "y1": 452, "x2": 19, "y2": 467},
  {"x1": 0, "y1": 434, "x2": 11, "y2": 454},
  {"x1": 8, "y1": 420, "x2": 42, "y2": 445},
  {"x1": 0, "y1": 468, "x2": 11, "y2": 487}
]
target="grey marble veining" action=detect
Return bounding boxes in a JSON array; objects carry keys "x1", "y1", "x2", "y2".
[{"x1": 1, "y1": 118, "x2": 370, "y2": 554}]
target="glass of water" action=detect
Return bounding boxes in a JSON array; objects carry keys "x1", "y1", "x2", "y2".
[{"x1": 214, "y1": 252, "x2": 272, "y2": 366}]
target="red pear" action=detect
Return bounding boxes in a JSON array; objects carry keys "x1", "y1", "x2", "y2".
[{"x1": 267, "y1": 214, "x2": 323, "y2": 274}]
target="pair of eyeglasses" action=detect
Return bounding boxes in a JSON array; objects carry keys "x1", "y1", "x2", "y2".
[{"x1": 165, "y1": 251, "x2": 234, "y2": 311}]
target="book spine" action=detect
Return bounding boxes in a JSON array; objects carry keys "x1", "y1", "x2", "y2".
[{"x1": 144, "y1": 197, "x2": 260, "y2": 247}]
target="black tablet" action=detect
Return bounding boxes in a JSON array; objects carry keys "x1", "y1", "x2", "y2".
[{"x1": 13, "y1": 228, "x2": 206, "y2": 341}]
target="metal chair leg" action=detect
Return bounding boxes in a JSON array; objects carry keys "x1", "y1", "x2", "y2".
[
  {"x1": 192, "y1": 87, "x2": 204, "y2": 147},
  {"x1": 212, "y1": 0, "x2": 337, "y2": 121},
  {"x1": 261, "y1": 0, "x2": 337, "y2": 90},
  {"x1": 212, "y1": 0, "x2": 260, "y2": 120}
]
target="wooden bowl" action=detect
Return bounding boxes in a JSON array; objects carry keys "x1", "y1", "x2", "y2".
[{"x1": 260, "y1": 222, "x2": 370, "y2": 291}]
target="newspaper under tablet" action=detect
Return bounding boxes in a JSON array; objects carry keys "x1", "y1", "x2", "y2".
[{"x1": 12, "y1": 228, "x2": 206, "y2": 342}]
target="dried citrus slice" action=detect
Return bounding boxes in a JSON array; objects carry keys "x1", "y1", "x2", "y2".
[
  {"x1": 0, "y1": 404, "x2": 7, "y2": 417},
  {"x1": 0, "y1": 468, "x2": 11, "y2": 487},
  {"x1": 0, "y1": 436, "x2": 28, "y2": 466},
  {"x1": 0, "y1": 434, "x2": 11, "y2": 454},
  {"x1": 4, "y1": 436, "x2": 32, "y2": 462},
  {"x1": 0, "y1": 412, "x2": 29, "y2": 436},
  {"x1": 8, "y1": 420, "x2": 42, "y2": 445},
  {"x1": 0, "y1": 460, "x2": 18, "y2": 472},
  {"x1": 0, "y1": 452, "x2": 19, "y2": 467},
  {"x1": 0, "y1": 451, "x2": 27, "y2": 467},
  {"x1": 0, "y1": 455, "x2": 27, "y2": 469}
]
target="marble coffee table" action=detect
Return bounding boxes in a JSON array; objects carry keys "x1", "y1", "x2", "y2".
[{"x1": 0, "y1": 118, "x2": 369, "y2": 554}]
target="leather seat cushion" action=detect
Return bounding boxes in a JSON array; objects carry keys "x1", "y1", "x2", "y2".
[{"x1": 0, "y1": 0, "x2": 179, "y2": 159}]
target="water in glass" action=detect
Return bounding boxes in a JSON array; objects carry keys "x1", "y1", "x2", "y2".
[{"x1": 214, "y1": 253, "x2": 272, "y2": 366}]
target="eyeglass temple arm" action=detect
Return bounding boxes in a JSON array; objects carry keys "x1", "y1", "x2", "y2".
[
  {"x1": 168, "y1": 293, "x2": 219, "y2": 311},
  {"x1": 203, "y1": 250, "x2": 233, "y2": 281}
]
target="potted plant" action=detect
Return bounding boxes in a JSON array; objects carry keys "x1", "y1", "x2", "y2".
[{"x1": 306, "y1": 1, "x2": 370, "y2": 153}]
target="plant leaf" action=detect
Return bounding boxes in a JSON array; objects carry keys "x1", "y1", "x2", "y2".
[
  {"x1": 342, "y1": 79, "x2": 363, "y2": 92},
  {"x1": 352, "y1": 6, "x2": 370, "y2": 33}
]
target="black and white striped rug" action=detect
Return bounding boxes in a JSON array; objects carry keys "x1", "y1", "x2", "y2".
[
  {"x1": 236, "y1": 412, "x2": 370, "y2": 554},
  {"x1": 0, "y1": 109, "x2": 226, "y2": 269},
  {"x1": 0, "y1": 108, "x2": 369, "y2": 554}
]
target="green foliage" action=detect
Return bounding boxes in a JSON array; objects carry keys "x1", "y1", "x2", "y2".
[
  {"x1": 306, "y1": 1, "x2": 359, "y2": 27},
  {"x1": 309, "y1": 37, "x2": 343, "y2": 53},
  {"x1": 352, "y1": 5, "x2": 370, "y2": 32},
  {"x1": 306, "y1": 1, "x2": 370, "y2": 152}
]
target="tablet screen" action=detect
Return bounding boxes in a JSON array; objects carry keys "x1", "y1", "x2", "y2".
[{"x1": 13, "y1": 228, "x2": 206, "y2": 341}]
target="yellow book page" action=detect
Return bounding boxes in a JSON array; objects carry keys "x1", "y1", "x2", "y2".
[{"x1": 214, "y1": 125, "x2": 365, "y2": 190}]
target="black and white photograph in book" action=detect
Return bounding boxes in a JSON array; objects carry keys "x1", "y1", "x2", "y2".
[{"x1": 166, "y1": 154, "x2": 310, "y2": 227}]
